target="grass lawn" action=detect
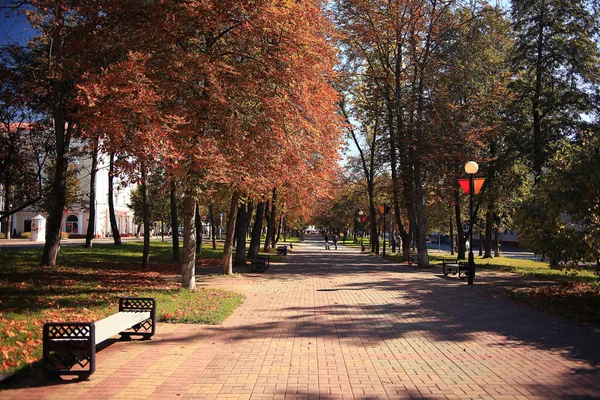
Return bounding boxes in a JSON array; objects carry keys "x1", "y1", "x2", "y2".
[
  {"x1": 385, "y1": 250, "x2": 600, "y2": 326},
  {"x1": 0, "y1": 241, "x2": 246, "y2": 375}
]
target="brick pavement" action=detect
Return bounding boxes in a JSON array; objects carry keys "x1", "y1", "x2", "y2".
[{"x1": 2, "y1": 236, "x2": 600, "y2": 399}]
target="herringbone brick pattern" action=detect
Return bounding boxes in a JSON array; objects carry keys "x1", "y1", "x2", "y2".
[{"x1": 2, "y1": 237, "x2": 599, "y2": 399}]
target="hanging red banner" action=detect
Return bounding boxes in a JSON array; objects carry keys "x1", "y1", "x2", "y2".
[
  {"x1": 473, "y1": 178, "x2": 485, "y2": 194},
  {"x1": 458, "y1": 179, "x2": 470, "y2": 194},
  {"x1": 458, "y1": 178, "x2": 486, "y2": 195}
]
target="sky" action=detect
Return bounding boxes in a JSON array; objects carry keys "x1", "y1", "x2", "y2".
[{"x1": 1, "y1": 9, "x2": 34, "y2": 46}]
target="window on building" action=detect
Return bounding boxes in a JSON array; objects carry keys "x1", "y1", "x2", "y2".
[{"x1": 65, "y1": 215, "x2": 79, "y2": 233}]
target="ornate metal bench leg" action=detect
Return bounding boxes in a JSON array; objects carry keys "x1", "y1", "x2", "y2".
[
  {"x1": 43, "y1": 322, "x2": 95, "y2": 379},
  {"x1": 118, "y1": 298, "x2": 156, "y2": 339}
]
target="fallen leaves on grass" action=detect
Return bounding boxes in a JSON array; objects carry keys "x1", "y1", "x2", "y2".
[
  {"x1": 0, "y1": 260, "x2": 231, "y2": 374},
  {"x1": 509, "y1": 283, "x2": 600, "y2": 326}
]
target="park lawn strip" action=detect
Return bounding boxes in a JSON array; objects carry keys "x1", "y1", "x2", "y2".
[
  {"x1": 508, "y1": 283, "x2": 600, "y2": 326},
  {"x1": 0, "y1": 241, "x2": 245, "y2": 375},
  {"x1": 428, "y1": 253, "x2": 600, "y2": 326}
]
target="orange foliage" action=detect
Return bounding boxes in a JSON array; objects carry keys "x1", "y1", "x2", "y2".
[{"x1": 76, "y1": 0, "x2": 343, "y2": 200}]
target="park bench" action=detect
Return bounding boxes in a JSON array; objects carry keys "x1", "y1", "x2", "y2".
[
  {"x1": 43, "y1": 297, "x2": 156, "y2": 380},
  {"x1": 406, "y1": 252, "x2": 418, "y2": 266},
  {"x1": 277, "y1": 245, "x2": 289, "y2": 256},
  {"x1": 250, "y1": 255, "x2": 270, "y2": 272},
  {"x1": 442, "y1": 259, "x2": 469, "y2": 279}
]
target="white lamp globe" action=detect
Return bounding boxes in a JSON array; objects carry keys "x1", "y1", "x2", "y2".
[{"x1": 465, "y1": 161, "x2": 479, "y2": 175}]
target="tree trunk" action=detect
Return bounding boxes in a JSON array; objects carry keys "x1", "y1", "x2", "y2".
[
  {"x1": 181, "y1": 193, "x2": 196, "y2": 290},
  {"x1": 3, "y1": 176, "x2": 11, "y2": 239},
  {"x1": 263, "y1": 199, "x2": 273, "y2": 252},
  {"x1": 402, "y1": 170, "x2": 416, "y2": 260},
  {"x1": 209, "y1": 204, "x2": 217, "y2": 250},
  {"x1": 85, "y1": 137, "x2": 99, "y2": 248},
  {"x1": 449, "y1": 214, "x2": 455, "y2": 256},
  {"x1": 42, "y1": 105, "x2": 73, "y2": 266},
  {"x1": 455, "y1": 191, "x2": 466, "y2": 259},
  {"x1": 388, "y1": 50, "x2": 410, "y2": 262},
  {"x1": 369, "y1": 199, "x2": 379, "y2": 254},
  {"x1": 195, "y1": 201, "x2": 202, "y2": 253},
  {"x1": 414, "y1": 162, "x2": 429, "y2": 267},
  {"x1": 478, "y1": 224, "x2": 484, "y2": 256},
  {"x1": 248, "y1": 201, "x2": 265, "y2": 259},
  {"x1": 108, "y1": 152, "x2": 122, "y2": 246},
  {"x1": 170, "y1": 180, "x2": 180, "y2": 261},
  {"x1": 484, "y1": 211, "x2": 493, "y2": 258},
  {"x1": 494, "y1": 227, "x2": 500, "y2": 257},
  {"x1": 141, "y1": 164, "x2": 150, "y2": 270},
  {"x1": 222, "y1": 191, "x2": 240, "y2": 275},
  {"x1": 275, "y1": 209, "x2": 284, "y2": 245},
  {"x1": 234, "y1": 200, "x2": 253, "y2": 268},
  {"x1": 270, "y1": 192, "x2": 278, "y2": 249},
  {"x1": 234, "y1": 201, "x2": 245, "y2": 267}
]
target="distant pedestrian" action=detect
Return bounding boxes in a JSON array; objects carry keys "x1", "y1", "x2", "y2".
[
  {"x1": 333, "y1": 234, "x2": 338, "y2": 250},
  {"x1": 391, "y1": 234, "x2": 396, "y2": 253},
  {"x1": 324, "y1": 234, "x2": 330, "y2": 250}
]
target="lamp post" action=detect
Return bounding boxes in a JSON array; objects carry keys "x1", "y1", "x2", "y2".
[
  {"x1": 358, "y1": 210, "x2": 365, "y2": 252},
  {"x1": 381, "y1": 203, "x2": 390, "y2": 258},
  {"x1": 463, "y1": 161, "x2": 482, "y2": 285}
]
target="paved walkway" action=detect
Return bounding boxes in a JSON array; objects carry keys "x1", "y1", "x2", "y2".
[{"x1": 2, "y1": 237, "x2": 600, "y2": 399}]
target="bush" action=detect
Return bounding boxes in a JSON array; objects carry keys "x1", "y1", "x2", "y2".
[
  {"x1": 61, "y1": 232, "x2": 69, "y2": 239},
  {"x1": 0, "y1": 232, "x2": 6, "y2": 239},
  {"x1": 21, "y1": 232, "x2": 31, "y2": 239}
]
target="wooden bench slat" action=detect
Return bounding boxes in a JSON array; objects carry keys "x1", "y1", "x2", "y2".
[{"x1": 94, "y1": 311, "x2": 151, "y2": 344}]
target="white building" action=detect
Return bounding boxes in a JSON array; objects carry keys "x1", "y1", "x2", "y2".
[{"x1": 7, "y1": 144, "x2": 138, "y2": 238}]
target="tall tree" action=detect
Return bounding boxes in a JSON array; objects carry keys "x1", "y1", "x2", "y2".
[
  {"x1": 234, "y1": 198, "x2": 252, "y2": 268},
  {"x1": 84, "y1": 135, "x2": 99, "y2": 248},
  {"x1": 515, "y1": 131, "x2": 600, "y2": 268},
  {"x1": 170, "y1": 179, "x2": 180, "y2": 261},
  {"x1": 107, "y1": 152, "x2": 122, "y2": 245},
  {"x1": 511, "y1": 0, "x2": 600, "y2": 181},
  {"x1": 181, "y1": 192, "x2": 196, "y2": 290},
  {"x1": 248, "y1": 201, "x2": 265, "y2": 260}
]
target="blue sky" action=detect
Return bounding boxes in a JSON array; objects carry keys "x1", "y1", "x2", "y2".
[{"x1": 1, "y1": 10, "x2": 34, "y2": 46}]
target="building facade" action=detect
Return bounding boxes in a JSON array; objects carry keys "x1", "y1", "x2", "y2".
[{"x1": 7, "y1": 147, "x2": 138, "y2": 239}]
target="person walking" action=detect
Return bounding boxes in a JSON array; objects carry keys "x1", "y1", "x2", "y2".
[
  {"x1": 333, "y1": 233, "x2": 338, "y2": 250},
  {"x1": 324, "y1": 233, "x2": 330, "y2": 250}
]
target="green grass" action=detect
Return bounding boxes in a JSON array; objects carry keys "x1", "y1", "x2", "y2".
[
  {"x1": 508, "y1": 284, "x2": 600, "y2": 326},
  {"x1": 390, "y1": 250, "x2": 600, "y2": 326},
  {"x1": 342, "y1": 237, "x2": 372, "y2": 248},
  {"x1": 281, "y1": 236, "x2": 301, "y2": 243},
  {"x1": 0, "y1": 241, "x2": 245, "y2": 374},
  {"x1": 426, "y1": 253, "x2": 600, "y2": 286}
]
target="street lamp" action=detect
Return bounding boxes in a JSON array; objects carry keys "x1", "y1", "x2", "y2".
[
  {"x1": 358, "y1": 210, "x2": 365, "y2": 252},
  {"x1": 459, "y1": 161, "x2": 485, "y2": 285}
]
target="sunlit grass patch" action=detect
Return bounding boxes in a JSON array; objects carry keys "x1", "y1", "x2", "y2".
[{"x1": 0, "y1": 241, "x2": 244, "y2": 375}]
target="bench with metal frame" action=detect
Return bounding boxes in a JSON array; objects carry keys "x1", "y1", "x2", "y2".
[
  {"x1": 442, "y1": 259, "x2": 469, "y2": 279},
  {"x1": 277, "y1": 245, "x2": 289, "y2": 256},
  {"x1": 406, "y1": 252, "x2": 418, "y2": 266},
  {"x1": 250, "y1": 255, "x2": 270, "y2": 272},
  {"x1": 43, "y1": 297, "x2": 156, "y2": 380}
]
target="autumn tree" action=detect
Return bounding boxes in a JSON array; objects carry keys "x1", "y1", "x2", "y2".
[
  {"x1": 335, "y1": 0, "x2": 470, "y2": 265},
  {"x1": 0, "y1": 44, "x2": 52, "y2": 238}
]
